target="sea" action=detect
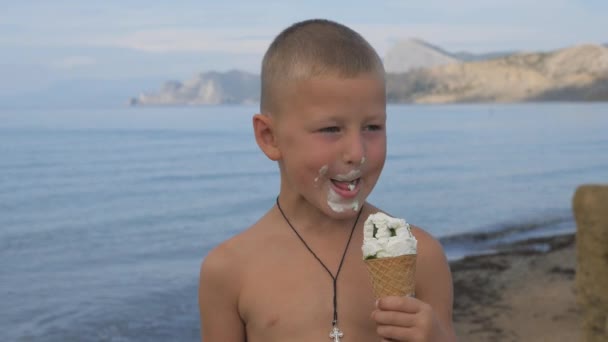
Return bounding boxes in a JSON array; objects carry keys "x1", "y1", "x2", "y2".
[{"x1": 1, "y1": 103, "x2": 607, "y2": 341}]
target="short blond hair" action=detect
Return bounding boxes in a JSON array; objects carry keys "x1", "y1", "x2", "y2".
[{"x1": 260, "y1": 19, "x2": 384, "y2": 113}]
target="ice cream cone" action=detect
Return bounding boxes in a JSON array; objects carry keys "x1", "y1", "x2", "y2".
[{"x1": 364, "y1": 253, "x2": 416, "y2": 298}]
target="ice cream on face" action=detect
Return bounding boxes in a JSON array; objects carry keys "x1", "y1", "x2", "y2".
[
  {"x1": 314, "y1": 165, "x2": 329, "y2": 186},
  {"x1": 362, "y1": 212, "x2": 417, "y2": 259},
  {"x1": 327, "y1": 188, "x2": 360, "y2": 212},
  {"x1": 314, "y1": 164, "x2": 361, "y2": 213}
]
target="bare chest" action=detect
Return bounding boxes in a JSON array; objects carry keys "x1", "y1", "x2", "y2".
[{"x1": 238, "y1": 245, "x2": 379, "y2": 342}]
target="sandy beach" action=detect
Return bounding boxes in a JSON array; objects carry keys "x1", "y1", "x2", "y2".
[{"x1": 451, "y1": 233, "x2": 580, "y2": 341}]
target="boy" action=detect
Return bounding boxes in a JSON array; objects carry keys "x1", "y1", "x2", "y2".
[{"x1": 199, "y1": 19, "x2": 456, "y2": 342}]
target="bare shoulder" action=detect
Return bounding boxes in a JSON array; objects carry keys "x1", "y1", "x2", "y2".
[
  {"x1": 199, "y1": 215, "x2": 272, "y2": 294},
  {"x1": 198, "y1": 233, "x2": 248, "y2": 341},
  {"x1": 199, "y1": 235, "x2": 244, "y2": 293},
  {"x1": 202, "y1": 207, "x2": 277, "y2": 267},
  {"x1": 198, "y1": 213, "x2": 276, "y2": 342},
  {"x1": 409, "y1": 224, "x2": 451, "y2": 291},
  {"x1": 410, "y1": 225, "x2": 447, "y2": 263}
]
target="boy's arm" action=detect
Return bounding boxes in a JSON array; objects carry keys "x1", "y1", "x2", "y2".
[
  {"x1": 414, "y1": 229, "x2": 456, "y2": 340},
  {"x1": 198, "y1": 246, "x2": 246, "y2": 342}
]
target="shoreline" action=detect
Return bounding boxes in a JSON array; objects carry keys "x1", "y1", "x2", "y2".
[
  {"x1": 439, "y1": 214, "x2": 575, "y2": 262},
  {"x1": 450, "y1": 233, "x2": 579, "y2": 341}
]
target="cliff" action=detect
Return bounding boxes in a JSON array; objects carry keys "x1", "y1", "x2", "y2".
[
  {"x1": 130, "y1": 70, "x2": 259, "y2": 106},
  {"x1": 387, "y1": 44, "x2": 608, "y2": 103}
]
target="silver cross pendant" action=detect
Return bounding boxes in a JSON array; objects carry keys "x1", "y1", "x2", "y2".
[{"x1": 329, "y1": 325, "x2": 344, "y2": 342}]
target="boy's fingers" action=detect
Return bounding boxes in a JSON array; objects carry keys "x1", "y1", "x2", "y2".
[
  {"x1": 377, "y1": 295, "x2": 420, "y2": 313},
  {"x1": 376, "y1": 324, "x2": 417, "y2": 341},
  {"x1": 372, "y1": 309, "x2": 416, "y2": 327}
]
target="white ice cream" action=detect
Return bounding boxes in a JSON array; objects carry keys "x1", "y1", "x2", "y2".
[{"x1": 362, "y1": 212, "x2": 417, "y2": 259}]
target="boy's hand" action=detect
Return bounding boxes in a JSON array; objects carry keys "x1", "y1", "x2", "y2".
[{"x1": 371, "y1": 296, "x2": 449, "y2": 342}]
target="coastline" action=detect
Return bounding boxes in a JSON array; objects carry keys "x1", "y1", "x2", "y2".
[{"x1": 450, "y1": 233, "x2": 579, "y2": 341}]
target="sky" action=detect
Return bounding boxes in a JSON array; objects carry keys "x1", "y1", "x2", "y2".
[{"x1": 1, "y1": 0, "x2": 607, "y2": 101}]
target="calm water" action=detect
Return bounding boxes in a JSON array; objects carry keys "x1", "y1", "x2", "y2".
[{"x1": 1, "y1": 104, "x2": 607, "y2": 341}]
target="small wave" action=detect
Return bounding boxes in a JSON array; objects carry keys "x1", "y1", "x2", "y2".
[
  {"x1": 440, "y1": 214, "x2": 575, "y2": 261},
  {"x1": 440, "y1": 215, "x2": 572, "y2": 244},
  {"x1": 0, "y1": 160, "x2": 60, "y2": 170},
  {"x1": 386, "y1": 153, "x2": 425, "y2": 162},
  {"x1": 144, "y1": 170, "x2": 277, "y2": 184},
  {"x1": 506, "y1": 165, "x2": 607, "y2": 182},
  {"x1": 16, "y1": 281, "x2": 201, "y2": 342}
]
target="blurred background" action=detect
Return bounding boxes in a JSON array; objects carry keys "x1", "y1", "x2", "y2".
[
  {"x1": 1, "y1": 0, "x2": 607, "y2": 108},
  {"x1": 1, "y1": 1, "x2": 607, "y2": 341}
]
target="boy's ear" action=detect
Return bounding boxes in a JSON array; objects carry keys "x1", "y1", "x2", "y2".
[{"x1": 252, "y1": 113, "x2": 281, "y2": 161}]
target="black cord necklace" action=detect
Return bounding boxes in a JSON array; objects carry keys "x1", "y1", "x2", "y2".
[{"x1": 276, "y1": 196, "x2": 363, "y2": 342}]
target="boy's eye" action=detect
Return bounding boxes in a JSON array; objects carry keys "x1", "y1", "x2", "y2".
[
  {"x1": 364, "y1": 124, "x2": 383, "y2": 131},
  {"x1": 319, "y1": 126, "x2": 341, "y2": 133}
]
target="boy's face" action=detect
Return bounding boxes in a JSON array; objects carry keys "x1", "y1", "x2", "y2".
[{"x1": 273, "y1": 72, "x2": 386, "y2": 219}]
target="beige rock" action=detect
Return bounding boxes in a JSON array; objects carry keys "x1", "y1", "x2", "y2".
[{"x1": 573, "y1": 184, "x2": 608, "y2": 342}]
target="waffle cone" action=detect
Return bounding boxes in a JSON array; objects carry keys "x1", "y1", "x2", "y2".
[{"x1": 364, "y1": 254, "x2": 416, "y2": 298}]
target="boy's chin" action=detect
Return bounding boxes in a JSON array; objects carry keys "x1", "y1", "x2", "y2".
[
  {"x1": 321, "y1": 199, "x2": 365, "y2": 218},
  {"x1": 324, "y1": 210, "x2": 362, "y2": 222}
]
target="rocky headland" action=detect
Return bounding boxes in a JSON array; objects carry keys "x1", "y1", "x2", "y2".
[
  {"x1": 388, "y1": 44, "x2": 608, "y2": 103},
  {"x1": 130, "y1": 40, "x2": 608, "y2": 105}
]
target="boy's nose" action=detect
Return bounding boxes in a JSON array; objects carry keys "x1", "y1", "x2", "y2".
[{"x1": 342, "y1": 131, "x2": 365, "y2": 165}]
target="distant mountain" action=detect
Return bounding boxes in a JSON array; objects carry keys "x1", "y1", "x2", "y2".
[
  {"x1": 450, "y1": 50, "x2": 516, "y2": 62},
  {"x1": 386, "y1": 44, "x2": 608, "y2": 103},
  {"x1": 383, "y1": 39, "x2": 460, "y2": 73},
  {"x1": 130, "y1": 70, "x2": 259, "y2": 106}
]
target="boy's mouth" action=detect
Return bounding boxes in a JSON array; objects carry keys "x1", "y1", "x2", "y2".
[{"x1": 330, "y1": 178, "x2": 361, "y2": 198}]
